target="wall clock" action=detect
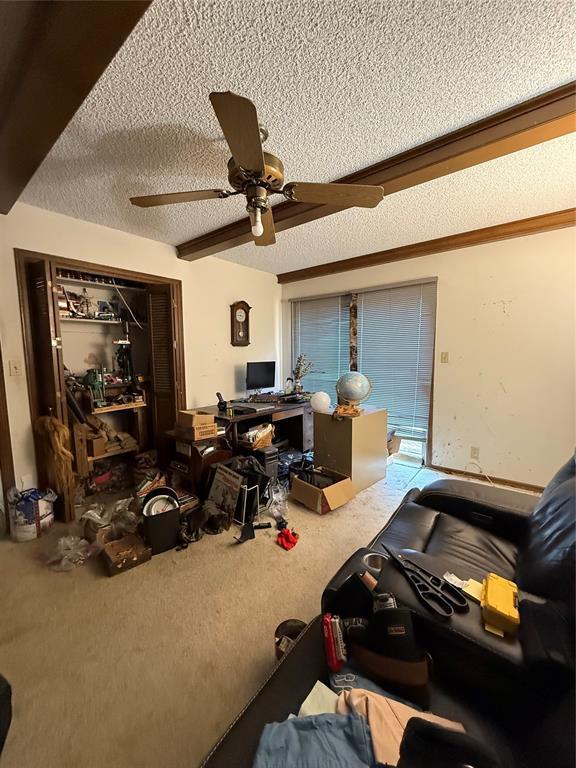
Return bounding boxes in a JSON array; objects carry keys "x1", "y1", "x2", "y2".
[{"x1": 230, "y1": 300, "x2": 251, "y2": 346}]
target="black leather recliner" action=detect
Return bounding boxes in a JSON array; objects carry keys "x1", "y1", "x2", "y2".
[
  {"x1": 203, "y1": 459, "x2": 575, "y2": 767},
  {"x1": 323, "y1": 457, "x2": 574, "y2": 688}
]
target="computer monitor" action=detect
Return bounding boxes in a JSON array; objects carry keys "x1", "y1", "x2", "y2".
[{"x1": 246, "y1": 361, "x2": 275, "y2": 390}]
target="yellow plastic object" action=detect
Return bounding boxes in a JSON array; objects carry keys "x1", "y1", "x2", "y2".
[
  {"x1": 463, "y1": 579, "x2": 484, "y2": 603},
  {"x1": 481, "y1": 573, "x2": 520, "y2": 635}
]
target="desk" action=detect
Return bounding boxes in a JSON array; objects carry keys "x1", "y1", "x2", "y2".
[{"x1": 197, "y1": 402, "x2": 313, "y2": 452}]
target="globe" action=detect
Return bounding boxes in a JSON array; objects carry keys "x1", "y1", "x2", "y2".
[{"x1": 336, "y1": 371, "x2": 372, "y2": 406}]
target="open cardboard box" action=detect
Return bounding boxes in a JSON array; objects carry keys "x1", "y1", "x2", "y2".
[
  {"x1": 177, "y1": 409, "x2": 215, "y2": 428},
  {"x1": 290, "y1": 467, "x2": 355, "y2": 515}
]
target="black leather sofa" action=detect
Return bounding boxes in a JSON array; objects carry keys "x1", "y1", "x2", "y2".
[{"x1": 203, "y1": 458, "x2": 575, "y2": 767}]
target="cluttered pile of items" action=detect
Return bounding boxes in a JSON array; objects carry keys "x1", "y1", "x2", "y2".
[
  {"x1": 253, "y1": 551, "x2": 515, "y2": 767},
  {"x1": 10, "y1": 391, "x2": 363, "y2": 574}
]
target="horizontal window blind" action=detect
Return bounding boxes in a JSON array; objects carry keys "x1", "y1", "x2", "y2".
[
  {"x1": 291, "y1": 295, "x2": 350, "y2": 400},
  {"x1": 357, "y1": 281, "x2": 437, "y2": 440}
]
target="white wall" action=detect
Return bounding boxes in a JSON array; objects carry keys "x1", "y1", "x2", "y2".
[
  {"x1": 1, "y1": 203, "x2": 573, "y2": 490},
  {"x1": 281, "y1": 228, "x2": 576, "y2": 487},
  {"x1": 0, "y1": 203, "x2": 281, "y2": 488}
]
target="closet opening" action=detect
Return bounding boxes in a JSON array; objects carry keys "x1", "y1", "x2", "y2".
[{"x1": 15, "y1": 250, "x2": 185, "y2": 521}]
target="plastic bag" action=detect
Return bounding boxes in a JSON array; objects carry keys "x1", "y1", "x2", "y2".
[
  {"x1": 110, "y1": 498, "x2": 138, "y2": 537},
  {"x1": 80, "y1": 497, "x2": 138, "y2": 544},
  {"x1": 47, "y1": 536, "x2": 97, "y2": 571},
  {"x1": 269, "y1": 482, "x2": 288, "y2": 522}
]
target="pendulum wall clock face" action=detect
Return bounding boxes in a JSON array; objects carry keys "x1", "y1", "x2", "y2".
[{"x1": 230, "y1": 300, "x2": 251, "y2": 346}]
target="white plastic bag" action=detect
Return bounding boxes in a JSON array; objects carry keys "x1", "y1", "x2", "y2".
[{"x1": 47, "y1": 536, "x2": 97, "y2": 571}]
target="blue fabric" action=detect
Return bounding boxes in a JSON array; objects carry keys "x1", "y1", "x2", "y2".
[{"x1": 252, "y1": 712, "x2": 381, "y2": 768}]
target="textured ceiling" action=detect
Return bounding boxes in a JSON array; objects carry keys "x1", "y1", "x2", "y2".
[
  {"x1": 226, "y1": 134, "x2": 576, "y2": 273},
  {"x1": 20, "y1": 0, "x2": 576, "y2": 273}
]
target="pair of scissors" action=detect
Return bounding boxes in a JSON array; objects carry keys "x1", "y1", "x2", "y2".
[{"x1": 382, "y1": 546, "x2": 469, "y2": 618}]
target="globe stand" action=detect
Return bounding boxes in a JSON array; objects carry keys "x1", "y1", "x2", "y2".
[{"x1": 334, "y1": 402, "x2": 364, "y2": 418}]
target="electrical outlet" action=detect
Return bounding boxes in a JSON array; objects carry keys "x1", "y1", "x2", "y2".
[
  {"x1": 9, "y1": 358, "x2": 23, "y2": 377},
  {"x1": 440, "y1": 352, "x2": 449, "y2": 364},
  {"x1": 470, "y1": 446, "x2": 480, "y2": 460}
]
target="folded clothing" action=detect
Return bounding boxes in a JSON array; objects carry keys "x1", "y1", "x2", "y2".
[
  {"x1": 337, "y1": 688, "x2": 463, "y2": 766},
  {"x1": 253, "y1": 712, "x2": 376, "y2": 768}
]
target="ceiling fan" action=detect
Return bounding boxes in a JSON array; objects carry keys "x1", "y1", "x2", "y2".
[{"x1": 130, "y1": 91, "x2": 385, "y2": 246}]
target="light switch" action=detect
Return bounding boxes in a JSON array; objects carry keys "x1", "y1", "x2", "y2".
[
  {"x1": 440, "y1": 352, "x2": 449, "y2": 364},
  {"x1": 9, "y1": 359, "x2": 23, "y2": 377}
]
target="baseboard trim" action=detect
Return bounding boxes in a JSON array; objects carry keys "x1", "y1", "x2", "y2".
[{"x1": 427, "y1": 464, "x2": 544, "y2": 493}]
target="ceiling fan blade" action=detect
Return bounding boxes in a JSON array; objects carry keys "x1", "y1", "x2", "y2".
[
  {"x1": 130, "y1": 189, "x2": 229, "y2": 207},
  {"x1": 284, "y1": 182, "x2": 385, "y2": 208},
  {"x1": 254, "y1": 208, "x2": 276, "y2": 246},
  {"x1": 209, "y1": 91, "x2": 264, "y2": 175}
]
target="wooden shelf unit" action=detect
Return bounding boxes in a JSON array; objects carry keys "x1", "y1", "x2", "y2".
[
  {"x1": 59, "y1": 316, "x2": 146, "y2": 326},
  {"x1": 87, "y1": 445, "x2": 139, "y2": 465},
  {"x1": 56, "y1": 275, "x2": 145, "y2": 292},
  {"x1": 91, "y1": 401, "x2": 147, "y2": 415}
]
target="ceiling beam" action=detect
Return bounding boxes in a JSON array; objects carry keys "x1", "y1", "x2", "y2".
[
  {"x1": 276, "y1": 208, "x2": 576, "y2": 284},
  {"x1": 0, "y1": 0, "x2": 150, "y2": 215},
  {"x1": 177, "y1": 82, "x2": 576, "y2": 261}
]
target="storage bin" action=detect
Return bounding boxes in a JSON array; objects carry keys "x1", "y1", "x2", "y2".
[
  {"x1": 141, "y1": 487, "x2": 181, "y2": 555},
  {"x1": 8, "y1": 488, "x2": 57, "y2": 542}
]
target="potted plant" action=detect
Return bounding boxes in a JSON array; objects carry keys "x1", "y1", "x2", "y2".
[{"x1": 292, "y1": 354, "x2": 315, "y2": 393}]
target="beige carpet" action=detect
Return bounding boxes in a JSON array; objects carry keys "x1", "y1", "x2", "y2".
[{"x1": 0, "y1": 463, "x2": 448, "y2": 768}]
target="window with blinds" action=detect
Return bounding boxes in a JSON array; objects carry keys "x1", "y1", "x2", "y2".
[
  {"x1": 357, "y1": 281, "x2": 437, "y2": 440},
  {"x1": 291, "y1": 295, "x2": 350, "y2": 400},
  {"x1": 290, "y1": 280, "x2": 437, "y2": 442}
]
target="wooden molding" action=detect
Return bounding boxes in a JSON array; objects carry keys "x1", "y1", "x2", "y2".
[
  {"x1": 0, "y1": 341, "x2": 15, "y2": 531},
  {"x1": 276, "y1": 208, "x2": 576, "y2": 283},
  {"x1": 177, "y1": 82, "x2": 576, "y2": 260},
  {"x1": 15, "y1": 249, "x2": 181, "y2": 286},
  {"x1": 427, "y1": 464, "x2": 544, "y2": 494},
  {"x1": 0, "y1": 0, "x2": 151, "y2": 214}
]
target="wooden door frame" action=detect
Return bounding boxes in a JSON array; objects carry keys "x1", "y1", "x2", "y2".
[
  {"x1": 14, "y1": 248, "x2": 187, "y2": 499},
  {"x1": 0, "y1": 339, "x2": 16, "y2": 532}
]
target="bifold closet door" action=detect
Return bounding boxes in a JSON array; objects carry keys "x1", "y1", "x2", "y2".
[
  {"x1": 147, "y1": 283, "x2": 179, "y2": 459},
  {"x1": 19, "y1": 255, "x2": 72, "y2": 520},
  {"x1": 23, "y1": 258, "x2": 66, "y2": 423}
]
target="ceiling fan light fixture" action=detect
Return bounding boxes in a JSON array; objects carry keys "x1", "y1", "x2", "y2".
[
  {"x1": 130, "y1": 91, "x2": 384, "y2": 247},
  {"x1": 250, "y1": 207, "x2": 264, "y2": 238}
]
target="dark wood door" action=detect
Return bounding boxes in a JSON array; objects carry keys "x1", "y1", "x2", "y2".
[
  {"x1": 24, "y1": 258, "x2": 66, "y2": 421},
  {"x1": 22, "y1": 256, "x2": 71, "y2": 519},
  {"x1": 147, "y1": 283, "x2": 180, "y2": 461}
]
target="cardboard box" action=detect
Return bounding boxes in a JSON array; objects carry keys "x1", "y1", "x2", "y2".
[
  {"x1": 87, "y1": 435, "x2": 107, "y2": 457},
  {"x1": 190, "y1": 423, "x2": 218, "y2": 440},
  {"x1": 101, "y1": 534, "x2": 151, "y2": 576},
  {"x1": 84, "y1": 519, "x2": 115, "y2": 548},
  {"x1": 177, "y1": 409, "x2": 215, "y2": 428},
  {"x1": 289, "y1": 468, "x2": 355, "y2": 515}
]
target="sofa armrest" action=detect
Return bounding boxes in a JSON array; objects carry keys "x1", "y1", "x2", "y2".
[
  {"x1": 201, "y1": 616, "x2": 326, "y2": 768},
  {"x1": 416, "y1": 480, "x2": 538, "y2": 542},
  {"x1": 0, "y1": 675, "x2": 11, "y2": 757}
]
